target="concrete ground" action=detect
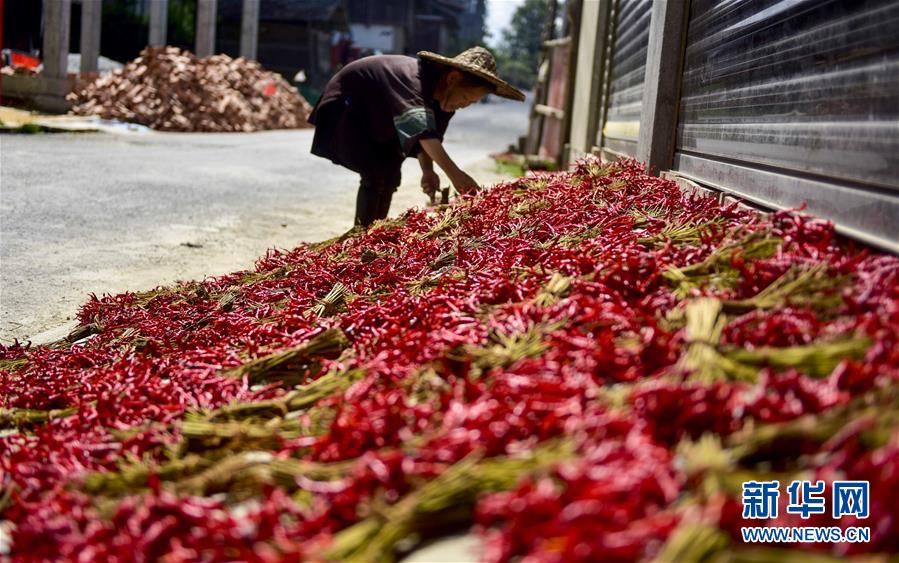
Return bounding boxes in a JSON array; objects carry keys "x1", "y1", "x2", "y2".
[{"x1": 0, "y1": 96, "x2": 528, "y2": 343}]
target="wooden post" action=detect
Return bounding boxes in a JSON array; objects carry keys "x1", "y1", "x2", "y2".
[
  {"x1": 559, "y1": 0, "x2": 582, "y2": 167},
  {"x1": 79, "y1": 0, "x2": 102, "y2": 73},
  {"x1": 524, "y1": 0, "x2": 560, "y2": 156},
  {"x1": 195, "y1": 0, "x2": 218, "y2": 58},
  {"x1": 42, "y1": 0, "x2": 72, "y2": 79},
  {"x1": 148, "y1": 0, "x2": 168, "y2": 46},
  {"x1": 239, "y1": 0, "x2": 260, "y2": 60},
  {"x1": 567, "y1": 0, "x2": 612, "y2": 161},
  {"x1": 405, "y1": 0, "x2": 415, "y2": 54},
  {"x1": 306, "y1": 20, "x2": 316, "y2": 84},
  {"x1": 636, "y1": 0, "x2": 689, "y2": 175}
]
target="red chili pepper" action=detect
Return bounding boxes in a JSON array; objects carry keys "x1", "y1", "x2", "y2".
[{"x1": 1, "y1": 157, "x2": 897, "y2": 560}]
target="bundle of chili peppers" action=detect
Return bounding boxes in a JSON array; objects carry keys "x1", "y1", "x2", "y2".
[{"x1": 1, "y1": 158, "x2": 897, "y2": 561}]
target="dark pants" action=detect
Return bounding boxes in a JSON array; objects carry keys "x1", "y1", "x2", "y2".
[
  {"x1": 356, "y1": 166, "x2": 402, "y2": 227},
  {"x1": 310, "y1": 98, "x2": 404, "y2": 228}
]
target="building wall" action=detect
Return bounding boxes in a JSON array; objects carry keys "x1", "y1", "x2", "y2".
[
  {"x1": 217, "y1": 21, "x2": 319, "y2": 85},
  {"x1": 350, "y1": 23, "x2": 403, "y2": 53},
  {"x1": 571, "y1": 0, "x2": 899, "y2": 252}
]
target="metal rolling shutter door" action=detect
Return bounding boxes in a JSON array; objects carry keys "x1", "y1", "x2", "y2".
[
  {"x1": 601, "y1": 0, "x2": 652, "y2": 156},
  {"x1": 675, "y1": 0, "x2": 899, "y2": 251}
]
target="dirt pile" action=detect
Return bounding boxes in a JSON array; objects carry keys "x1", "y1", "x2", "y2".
[{"x1": 68, "y1": 46, "x2": 313, "y2": 132}]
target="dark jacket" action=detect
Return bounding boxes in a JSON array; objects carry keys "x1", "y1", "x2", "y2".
[{"x1": 309, "y1": 55, "x2": 454, "y2": 176}]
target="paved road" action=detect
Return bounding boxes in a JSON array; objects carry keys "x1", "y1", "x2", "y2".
[{"x1": 0, "y1": 96, "x2": 529, "y2": 342}]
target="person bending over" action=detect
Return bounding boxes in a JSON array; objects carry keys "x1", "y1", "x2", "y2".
[{"x1": 308, "y1": 46, "x2": 525, "y2": 227}]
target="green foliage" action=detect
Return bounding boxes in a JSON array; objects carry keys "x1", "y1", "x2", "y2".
[
  {"x1": 100, "y1": 0, "x2": 149, "y2": 63},
  {"x1": 494, "y1": 53, "x2": 537, "y2": 90},
  {"x1": 495, "y1": 159, "x2": 526, "y2": 178},
  {"x1": 166, "y1": 0, "x2": 197, "y2": 50},
  {"x1": 494, "y1": 0, "x2": 550, "y2": 90},
  {"x1": 100, "y1": 0, "x2": 196, "y2": 63},
  {"x1": 16, "y1": 123, "x2": 45, "y2": 134}
]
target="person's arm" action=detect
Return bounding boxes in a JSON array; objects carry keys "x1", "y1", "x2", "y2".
[
  {"x1": 418, "y1": 151, "x2": 440, "y2": 201},
  {"x1": 419, "y1": 138, "x2": 478, "y2": 195},
  {"x1": 418, "y1": 151, "x2": 434, "y2": 171}
]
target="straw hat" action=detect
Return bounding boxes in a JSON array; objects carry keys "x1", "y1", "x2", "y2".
[{"x1": 418, "y1": 46, "x2": 526, "y2": 102}]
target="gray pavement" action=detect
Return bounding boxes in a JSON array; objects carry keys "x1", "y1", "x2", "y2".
[{"x1": 0, "y1": 96, "x2": 528, "y2": 342}]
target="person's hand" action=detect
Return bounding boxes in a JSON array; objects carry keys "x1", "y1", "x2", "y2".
[
  {"x1": 450, "y1": 170, "x2": 479, "y2": 195},
  {"x1": 421, "y1": 169, "x2": 440, "y2": 201}
]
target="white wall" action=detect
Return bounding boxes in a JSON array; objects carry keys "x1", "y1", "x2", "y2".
[{"x1": 350, "y1": 24, "x2": 401, "y2": 53}]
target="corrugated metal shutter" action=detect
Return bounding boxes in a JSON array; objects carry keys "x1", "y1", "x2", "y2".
[
  {"x1": 601, "y1": 0, "x2": 652, "y2": 156},
  {"x1": 675, "y1": 0, "x2": 899, "y2": 250}
]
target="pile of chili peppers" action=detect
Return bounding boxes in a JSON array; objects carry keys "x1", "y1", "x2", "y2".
[{"x1": 1, "y1": 158, "x2": 897, "y2": 561}]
